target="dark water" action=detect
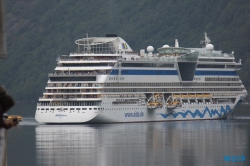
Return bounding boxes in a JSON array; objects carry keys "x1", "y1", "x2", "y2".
[{"x1": 5, "y1": 103, "x2": 250, "y2": 166}]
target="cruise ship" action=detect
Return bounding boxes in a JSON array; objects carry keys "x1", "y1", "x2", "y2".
[{"x1": 35, "y1": 33, "x2": 247, "y2": 123}]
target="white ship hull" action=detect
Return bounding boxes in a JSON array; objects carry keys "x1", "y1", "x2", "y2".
[
  {"x1": 35, "y1": 108, "x2": 98, "y2": 123},
  {"x1": 35, "y1": 95, "x2": 245, "y2": 123}
]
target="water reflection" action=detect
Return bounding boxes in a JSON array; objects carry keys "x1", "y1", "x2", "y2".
[{"x1": 35, "y1": 120, "x2": 250, "y2": 166}]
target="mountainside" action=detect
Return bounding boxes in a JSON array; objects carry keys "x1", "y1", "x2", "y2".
[{"x1": 1, "y1": 0, "x2": 250, "y2": 101}]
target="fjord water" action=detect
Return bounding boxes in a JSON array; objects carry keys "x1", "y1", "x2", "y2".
[{"x1": 6, "y1": 103, "x2": 250, "y2": 166}]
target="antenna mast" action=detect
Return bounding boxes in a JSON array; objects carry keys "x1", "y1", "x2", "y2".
[
  {"x1": 86, "y1": 33, "x2": 91, "y2": 53},
  {"x1": 219, "y1": 37, "x2": 220, "y2": 51}
]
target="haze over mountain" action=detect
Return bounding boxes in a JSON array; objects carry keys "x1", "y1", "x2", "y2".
[{"x1": 1, "y1": 0, "x2": 250, "y2": 101}]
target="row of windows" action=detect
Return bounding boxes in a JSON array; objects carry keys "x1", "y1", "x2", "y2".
[
  {"x1": 46, "y1": 89, "x2": 98, "y2": 93},
  {"x1": 47, "y1": 83, "x2": 99, "y2": 87},
  {"x1": 122, "y1": 63, "x2": 174, "y2": 68},
  {"x1": 199, "y1": 59, "x2": 233, "y2": 62},
  {"x1": 109, "y1": 77, "x2": 125, "y2": 80},
  {"x1": 61, "y1": 63, "x2": 115, "y2": 67},
  {"x1": 39, "y1": 107, "x2": 100, "y2": 111},
  {"x1": 104, "y1": 82, "x2": 241, "y2": 87},
  {"x1": 39, "y1": 101, "x2": 101, "y2": 106},
  {"x1": 45, "y1": 95, "x2": 98, "y2": 99},
  {"x1": 110, "y1": 70, "x2": 178, "y2": 75},
  {"x1": 104, "y1": 88, "x2": 244, "y2": 92},
  {"x1": 197, "y1": 65, "x2": 225, "y2": 68},
  {"x1": 205, "y1": 77, "x2": 240, "y2": 81},
  {"x1": 110, "y1": 70, "x2": 237, "y2": 76},
  {"x1": 60, "y1": 63, "x2": 235, "y2": 69},
  {"x1": 49, "y1": 77, "x2": 96, "y2": 81},
  {"x1": 100, "y1": 108, "x2": 145, "y2": 111},
  {"x1": 197, "y1": 65, "x2": 235, "y2": 69},
  {"x1": 181, "y1": 83, "x2": 241, "y2": 86},
  {"x1": 112, "y1": 102, "x2": 137, "y2": 105},
  {"x1": 195, "y1": 71, "x2": 237, "y2": 75}
]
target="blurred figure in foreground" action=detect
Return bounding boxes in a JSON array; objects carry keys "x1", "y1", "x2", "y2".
[
  {"x1": 0, "y1": 86, "x2": 18, "y2": 129},
  {"x1": 0, "y1": 86, "x2": 18, "y2": 166}
]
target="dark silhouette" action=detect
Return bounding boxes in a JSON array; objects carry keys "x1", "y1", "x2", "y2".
[{"x1": 0, "y1": 86, "x2": 18, "y2": 129}]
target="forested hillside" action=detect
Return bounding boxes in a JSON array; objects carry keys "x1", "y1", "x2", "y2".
[{"x1": 1, "y1": 0, "x2": 250, "y2": 101}]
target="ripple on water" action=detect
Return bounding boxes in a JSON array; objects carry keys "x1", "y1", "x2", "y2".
[
  {"x1": 18, "y1": 117, "x2": 40, "y2": 126},
  {"x1": 233, "y1": 116, "x2": 250, "y2": 119}
]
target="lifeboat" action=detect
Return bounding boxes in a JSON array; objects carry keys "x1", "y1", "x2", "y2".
[
  {"x1": 157, "y1": 102, "x2": 163, "y2": 107},
  {"x1": 203, "y1": 94, "x2": 211, "y2": 98},
  {"x1": 196, "y1": 94, "x2": 203, "y2": 98},
  {"x1": 148, "y1": 105, "x2": 157, "y2": 109},
  {"x1": 147, "y1": 102, "x2": 158, "y2": 109},
  {"x1": 167, "y1": 102, "x2": 176, "y2": 108},
  {"x1": 173, "y1": 94, "x2": 180, "y2": 98},
  {"x1": 154, "y1": 93, "x2": 162, "y2": 98},
  {"x1": 181, "y1": 94, "x2": 188, "y2": 98},
  {"x1": 188, "y1": 94, "x2": 195, "y2": 98}
]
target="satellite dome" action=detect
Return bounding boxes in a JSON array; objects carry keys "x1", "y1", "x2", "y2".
[
  {"x1": 147, "y1": 46, "x2": 154, "y2": 53},
  {"x1": 163, "y1": 45, "x2": 170, "y2": 48},
  {"x1": 206, "y1": 44, "x2": 214, "y2": 51}
]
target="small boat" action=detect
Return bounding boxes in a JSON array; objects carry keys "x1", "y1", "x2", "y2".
[
  {"x1": 147, "y1": 102, "x2": 158, "y2": 109},
  {"x1": 7, "y1": 115, "x2": 23, "y2": 121}
]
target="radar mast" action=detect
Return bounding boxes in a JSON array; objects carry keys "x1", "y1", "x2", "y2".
[{"x1": 200, "y1": 32, "x2": 211, "y2": 47}]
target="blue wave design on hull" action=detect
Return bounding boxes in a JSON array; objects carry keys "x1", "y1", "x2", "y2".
[{"x1": 157, "y1": 105, "x2": 232, "y2": 119}]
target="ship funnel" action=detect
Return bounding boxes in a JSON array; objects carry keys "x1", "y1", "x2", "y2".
[{"x1": 175, "y1": 39, "x2": 179, "y2": 48}]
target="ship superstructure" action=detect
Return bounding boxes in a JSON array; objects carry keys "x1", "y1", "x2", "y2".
[{"x1": 35, "y1": 33, "x2": 247, "y2": 123}]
